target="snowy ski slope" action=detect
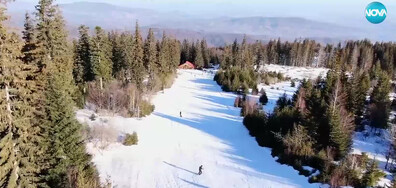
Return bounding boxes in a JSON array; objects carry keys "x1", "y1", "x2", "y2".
[{"x1": 77, "y1": 69, "x2": 323, "y2": 188}]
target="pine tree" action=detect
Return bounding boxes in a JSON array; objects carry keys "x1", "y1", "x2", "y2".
[
  {"x1": 347, "y1": 72, "x2": 370, "y2": 126},
  {"x1": 74, "y1": 25, "x2": 92, "y2": 83},
  {"x1": 327, "y1": 79, "x2": 354, "y2": 160},
  {"x1": 259, "y1": 91, "x2": 268, "y2": 105},
  {"x1": 0, "y1": 2, "x2": 45, "y2": 187},
  {"x1": 327, "y1": 106, "x2": 351, "y2": 160},
  {"x1": 91, "y1": 26, "x2": 113, "y2": 82},
  {"x1": 231, "y1": 39, "x2": 240, "y2": 67},
  {"x1": 221, "y1": 45, "x2": 232, "y2": 69},
  {"x1": 169, "y1": 39, "x2": 181, "y2": 70},
  {"x1": 180, "y1": 39, "x2": 190, "y2": 63},
  {"x1": 144, "y1": 28, "x2": 157, "y2": 75},
  {"x1": 117, "y1": 32, "x2": 134, "y2": 83},
  {"x1": 158, "y1": 32, "x2": 169, "y2": 75},
  {"x1": 240, "y1": 36, "x2": 253, "y2": 68},
  {"x1": 194, "y1": 40, "x2": 204, "y2": 68},
  {"x1": 143, "y1": 28, "x2": 158, "y2": 90},
  {"x1": 130, "y1": 21, "x2": 145, "y2": 88},
  {"x1": 201, "y1": 39, "x2": 209, "y2": 68},
  {"x1": 370, "y1": 70, "x2": 391, "y2": 130},
  {"x1": 21, "y1": 12, "x2": 37, "y2": 65},
  {"x1": 360, "y1": 160, "x2": 386, "y2": 187},
  {"x1": 34, "y1": 0, "x2": 99, "y2": 186},
  {"x1": 109, "y1": 31, "x2": 123, "y2": 78},
  {"x1": 254, "y1": 41, "x2": 263, "y2": 69}
]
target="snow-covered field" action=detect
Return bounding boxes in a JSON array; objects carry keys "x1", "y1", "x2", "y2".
[
  {"x1": 77, "y1": 64, "x2": 392, "y2": 188},
  {"x1": 262, "y1": 64, "x2": 329, "y2": 80},
  {"x1": 77, "y1": 69, "x2": 323, "y2": 188}
]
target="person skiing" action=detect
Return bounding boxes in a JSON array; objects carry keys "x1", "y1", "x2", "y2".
[
  {"x1": 198, "y1": 165, "x2": 203, "y2": 175},
  {"x1": 180, "y1": 111, "x2": 182, "y2": 118}
]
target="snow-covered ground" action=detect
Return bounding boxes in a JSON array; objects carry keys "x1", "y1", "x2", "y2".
[
  {"x1": 352, "y1": 127, "x2": 392, "y2": 187},
  {"x1": 246, "y1": 81, "x2": 298, "y2": 114},
  {"x1": 261, "y1": 64, "x2": 329, "y2": 80},
  {"x1": 77, "y1": 64, "x2": 392, "y2": 187},
  {"x1": 77, "y1": 69, "x2": 323, "y2": 188}
]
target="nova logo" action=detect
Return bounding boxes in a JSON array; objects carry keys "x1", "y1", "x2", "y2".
[{"x1": 365, "y1": 2, "x2": 387, "y2": 24}]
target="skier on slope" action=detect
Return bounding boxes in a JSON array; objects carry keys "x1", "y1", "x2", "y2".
[
  {"x1": 180, "y1": 111, "x2": 182, "y2": 118},
  {"x1": 198, "y1": 165, "x2": 203, "y2": 175}
]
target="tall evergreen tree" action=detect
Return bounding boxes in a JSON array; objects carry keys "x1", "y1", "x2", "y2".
[
  {"x1": 73, "y1": 25, "x2": 92, "y2": 84},
  {"x1": 115, "y1": 32, "x2": 134, "y2": 83},
  {"x1": 130, "y1": 21, "x2": 145, "y2": 88},
  {"x1": 158, "y1": 32, "x2": 170, "y2": 75},
  {"x1": 240, "y1": 36, "x2": 253, "y2": 68},
  {"x1": 91, "y1": 26, "x2": 113, "y2": 82},
  {"x1": 347, "y1": 72, "x2": 370, "y2": 126},
  {"x1": 201, "y1": 39, "x2": 209, "y2": 68},
  {"x1": 170, "y1": 39, "x2": 181, "y2": 69},
  {"x1": 0, "y1": 4, "x2": 43, "y2": 186},
  {"x1": 144, "y1": 28, "x2": 157, "y2": 76},
  {"x1": 21, "y1": 12, "x2": 37, "y2": 65},
  {"x1": 109, "y1": 31, "x2": 123, "y2": 78},
  {"x1": 180, "y1": 39, "x2": 190, "y2": 63},
  {"x1": 33, "y1": 0, "x2": 99, "y2": 186},
  {"x1": 370, "y1": 71, "x2": 391, "y2": 130},
  {"x1": 327, "y1": 76, "x2": 354, "y2": 160},
  {"x1": 194, "y1": 40, "x2": 204, "y2": 68}
]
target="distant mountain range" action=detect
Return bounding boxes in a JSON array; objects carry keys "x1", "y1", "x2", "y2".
[{"x1": 6, "y1": 1, "x2": 395, "y2": 46}]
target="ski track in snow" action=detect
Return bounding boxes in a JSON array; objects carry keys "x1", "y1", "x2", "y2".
[{"x1": 78, "y1": 69, "x2": 323, "y2": 188}]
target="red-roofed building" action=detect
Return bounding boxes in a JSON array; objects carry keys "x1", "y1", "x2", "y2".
[{"x1": 178, "y1": 61, "x2": 196, "y2": 69}]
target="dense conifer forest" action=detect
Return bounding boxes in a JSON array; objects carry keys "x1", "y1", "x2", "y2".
[{"x1": 214, "y1": 37, "x2": 396, "y2": 187}]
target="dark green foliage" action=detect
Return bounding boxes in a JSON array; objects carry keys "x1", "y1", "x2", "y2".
[
  {"x1": 21, "y1": 12, "x2": 37, "y2": 64},
  {"x1": 243, "y1": 112, "x2": 267, "y2": 137},
  {"x1": 130, "y1": 22, "x2": 145, "y2": 88},
  {"x1": 275, "y1": 93, "x2": 292, "y2": 111},
  {"x1": 144, "y1": 28, "x2": 158, "y2": 90},
  {"x1": 43, "y1": 73, "x2": 94, "y2": 187},
  {"x1": 0, "y1": 10, "x2": 43, "y2": 187},
  {"x1": 370, "y1": 71, "x2": 391, "y2": 130},
  {"x1": 360, "y1": 160, "x2": 386, "y2": 187},
  {"x1": 109, "y1": 31, "x2": 125, "y2": 78},
  {"x1": 240, "y1": 65, "x2": 371, "y2": 186},
  {"x1": 180, "y1": 39, "x2": 190, "y2": 64},
  {"x1": 346, "y1": 72, "x2": 370, "y2": 127},
  {"x1": 194, "y1": 40, "x2": 204, "y2": 68},
  {"x1": 32, "y1": 0, "x2": 100, "y2": 187},
  {"x1": 73, "y1": 25, "x2": 93, "y2": 83},
  {"x1": 201, "y1": 39, "x2": 210, "y2": 68},
  {"x1": 91, "y1": 26, "x2": 113, "y2": 82},
  {"x1": 259, "y1": 91, "x2": 268, "y2": 105},
  {"x1": 327, "y1": 106, "x2": 353, "y2": 160},
  {"x1": 214, "y1": 67, "x2": 257, "y2": 93},
  {"x1": 123, "y1": 132, "x2": 138, "y2": 146},
  {"x1": 270, "y1": 106, "x2": 299, "y2": 136}
]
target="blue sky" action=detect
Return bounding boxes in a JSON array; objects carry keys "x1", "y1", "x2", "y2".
[{"x1": 21, "y1": 0, "x2": 396, "y2": 27}]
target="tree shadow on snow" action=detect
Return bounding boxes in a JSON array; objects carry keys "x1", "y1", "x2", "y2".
[
  {"x1": 152, "y1": 76, "x2": 308, "y2": 187},
  {"x1": 179, "y1": 178, "x2": 209, "y2": 188},
  {"x1": 163, "y1": 161, "x2": 197, "y2": 175}
]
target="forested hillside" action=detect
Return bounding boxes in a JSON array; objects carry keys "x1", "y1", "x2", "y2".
[
  {"x1": 0, "y1": 0, "x2": 184, "y2": 187},
  {"x1": 214, "y1": 37, "x2": 396, "y2": 187},
  {"x1": 2, "y1": 0, "x2": 396, "y2": 187}
]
